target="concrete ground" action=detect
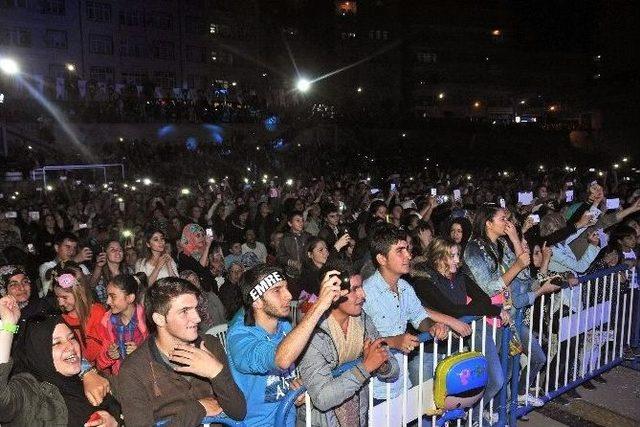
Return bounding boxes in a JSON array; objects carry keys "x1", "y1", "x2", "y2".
[{"x1": 518, "y1": 364, "x2": 640, "y2": 427}]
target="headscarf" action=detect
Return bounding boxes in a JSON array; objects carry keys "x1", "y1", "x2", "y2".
[
  {"x1": 181, "y1": 223, "x2": 206, "y2": 259},
  {"x1": 0, "y1": 264, "x2": 26, "y2": 297},
  {"x1": 17, "y1": 316, "x2": 94, "y2": 427}
]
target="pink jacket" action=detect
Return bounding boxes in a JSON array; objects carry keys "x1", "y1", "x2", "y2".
[{"x1": 86, "y1": 304, "x2": 148, "y2": 375}]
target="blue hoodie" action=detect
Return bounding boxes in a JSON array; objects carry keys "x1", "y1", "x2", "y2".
[{"x1": 227, "y1": 309, "x2": 296, "y2": 426}]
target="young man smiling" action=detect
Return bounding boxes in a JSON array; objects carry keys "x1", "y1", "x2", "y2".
[
  {"x1": 227, "y1": 264, "x2": 345, "y2": 426},
  {"x1": 114, "y1": 277, "x2": 246, "y2": 426}
]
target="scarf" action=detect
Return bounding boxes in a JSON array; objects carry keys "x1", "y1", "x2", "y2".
[
  {"x1": 17, "y1": 316, "x2": 95, "y2": 427},
  {"x1": 327, "y1": 315, "x2": 365, "y2": 427},
  {"x1": 181, "y1": 223, "x2": 206, "y2": 260}
]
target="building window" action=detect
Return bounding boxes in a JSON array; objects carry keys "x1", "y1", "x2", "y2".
[
  {"x1": 153, "y1": 40, "x2": 174, "y2": 60},
  {"x1": 210, "y1": 23, "x2": 231, "y2": 37},
  {"x1": 341, "y1": 32, "x2": 356, "y2": 39},
  {"x1": 49, "y1": 63, "x2": 66, "y2": 79},
  {"x1": 148, "y1": 12, "x2": 172, "y2": 30},
  {"x1": 368, "y1": 29, "x2": 388, "y2": 40},
  {"x1": 44, "y1": 29, "x2": 67, "y2": 49},
  {"x1": 1, "y1": 0, "x2": 28, "y2": 8},
  {"x1": 119, "y1": 9, "x2": 144, "y2": 27},
  {"x1": 90, "y1": 65, "x2": 114, "y2": 83},
  {"x1": 89, "y1": 34, "x2": 113, "y2": 55},
  {"x1": 154, "y1": 71, "x2": 175, "y2": 89},
  {"x1": 86, "y1": 1, "x2": 111, "y2": 23},
  {"x1": 121, "y1": 71, "x2": 147, "y2": 85},
  {"x1": 185, "y1": 16, "x2": 206, "y2": 34},
  {"x1": 120, "y1": 38, "x2": 147, "y2": 58},
  {"x1": 0, "y1": 27, "x2": 31, "y2": 47},
  {"x1": 417, "y1": 52, "x2": 437, "y2": 63},
  {"x1": 282, "y1": 27, "x2": 297, "y2": 38},
  {"x1": 186, "y1": 45, "x2": 206, "y2": 63},
  {"x1": 39, "y1": 0, "x2": 65, "y2": 15},
  {"x1": 211, "y1": 50, "x2": 232, "y2": 64},
  {"x1": 336, "y1": 1, "x2": 357, "y2": 15}
]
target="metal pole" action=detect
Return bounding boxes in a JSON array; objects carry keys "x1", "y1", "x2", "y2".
[
  {"x1": 510, "y1": 311, "x2": 523, "y2": 427},
  {"x1": 497, "y1": 325, "x2": 511, "y2": 427}
]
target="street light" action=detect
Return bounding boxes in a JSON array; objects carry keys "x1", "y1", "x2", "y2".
[
  {"x1": 0, "y1": 58, "x2": 19, "y2": 75},
  {"x1": 66, "y1": 63, "x2": 76, "y2": 72},
  {"x1": 438, "y1": 92, "x2": 445, "y2": 100},
  {"x1": 296, "y1": 78, "x2": 311, "y2": 92},
  {"x1": 473, "y1": 101, "x2": 480, "y2": 108}
]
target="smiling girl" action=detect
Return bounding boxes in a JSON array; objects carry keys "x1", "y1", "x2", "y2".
[{"x1": 88, "y1": 273, "x2": 148, "y2": 374}]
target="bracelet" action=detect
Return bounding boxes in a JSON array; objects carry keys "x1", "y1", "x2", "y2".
[
  {"x1": 0, "y1": 321, "x2": 19, "y2": 334},
  {"x1": 79, "y1": 366, "x2": 97, "y2": 380}
]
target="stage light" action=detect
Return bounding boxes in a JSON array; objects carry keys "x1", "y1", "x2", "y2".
[
  {"x1": 296, "y1": 78, "x2": 311, "y2": 92},
  {"x1": 0, "y1": 58, "x2": 19, "y2": 75}
]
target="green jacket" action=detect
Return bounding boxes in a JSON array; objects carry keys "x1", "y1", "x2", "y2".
[{"x1": 0, "y1": 359, "x2": 68, "y2": 426}]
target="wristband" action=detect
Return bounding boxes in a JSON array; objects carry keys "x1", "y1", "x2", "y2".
[
  {"x1": 78, "y1": 357, "x2": 94, "y2": 379},
  {"x1": 0, "y1": 321, "x2": 19, "y2": 334},
  {"x1": 79, "y1": 366, "x2": 97, "y2": 380}
]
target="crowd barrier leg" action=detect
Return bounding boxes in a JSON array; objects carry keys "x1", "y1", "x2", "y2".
[
  {"x1": 573, "y1": 288, "x2": 583, "y2": 381},
  {"x1": 497, "y1": 325, "x2": 511, "y2": 427},
  {"x1": 535, "y1": 294, "x2": 545, "y2": 398},
  {"x1": 620, "y1": 293, "x2": 628, "y2": 358},
  {"x1": 509, "y1": 311, "x2": 523, "y2": 427},
  {"x1": 545, "y1": 292, "x2": 555, "y2": 394},
  {"x1": 581, "y1": 282, "x2": 591, "y2": 376}
]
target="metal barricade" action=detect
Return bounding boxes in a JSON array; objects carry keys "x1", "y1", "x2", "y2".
[
  {"x1": 506, "y1": 265, "x2": 635, "y2": 426},
  {"x1": 154, "y1": 266, "x2": 638, "y2": 427},
  {"x1": 289, "y1": 315, "x2": 499, "y2": 427}
]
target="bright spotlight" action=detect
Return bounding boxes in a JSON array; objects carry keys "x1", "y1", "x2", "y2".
[
  {"x1": 0, "y1": 58, "x2": 19, "y2": 75},
  {"x1": 296, "y1": 78, "x2": 311, "y2": 92}
]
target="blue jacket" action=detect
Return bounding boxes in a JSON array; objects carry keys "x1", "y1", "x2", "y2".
[{"x1": 227, "y1": 309, "x2": 296, "y2": 427}]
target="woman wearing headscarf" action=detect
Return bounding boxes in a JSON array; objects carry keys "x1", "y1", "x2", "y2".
[
  {"x1": 177, "y1": 223, "x2": 216, "y2": 293},
  {"x1": 0, "y1": 295, "x2": 120, "y2": 426},
  {"x1": 0, "y1": 264, "x2": 59, "y2": 351}
]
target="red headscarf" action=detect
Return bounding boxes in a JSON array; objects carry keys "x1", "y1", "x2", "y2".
[{"x1": 181, "y1": 223, "x2": 205, "y2": 259}]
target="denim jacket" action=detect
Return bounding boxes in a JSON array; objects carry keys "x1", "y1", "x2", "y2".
[{"x1": 464, "y1": 237, "x2": 536, "y2": 312}]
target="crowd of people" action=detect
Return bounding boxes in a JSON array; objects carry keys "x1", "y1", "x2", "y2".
[{"x1": 1, "y1": 164, "x2": 639, "y2": 427}]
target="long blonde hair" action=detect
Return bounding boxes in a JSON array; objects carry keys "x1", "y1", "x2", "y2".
[
  {"x1": 424, "y1": 237, "x2": 459, "y2": 274},
  {"x1": 52, "y1": 264, "x2": 94, "y2": 332}
]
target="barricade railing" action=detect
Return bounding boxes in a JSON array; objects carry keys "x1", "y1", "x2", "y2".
[
  {"x1": 506, "y1": 265, "x2": 635, "y2": 426},
  {"x1": 154, "y1": 265, "x2": 637, "y2": 427},
  {"x1": 285, "y1": 315, "x2": 499, "y2": 427}
]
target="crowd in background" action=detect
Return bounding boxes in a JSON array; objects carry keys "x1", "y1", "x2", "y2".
[{"x1": 1, "y1": 162, "x2": 639, "y2": 426}]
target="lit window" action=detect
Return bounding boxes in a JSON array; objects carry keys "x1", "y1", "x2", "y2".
[{"x1": 336, "y1": 1, "x2": 357, "y2": 15}]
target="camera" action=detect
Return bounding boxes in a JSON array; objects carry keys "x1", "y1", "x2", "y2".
[{"x1": 330, "y1": 272, "x2": 351, "y2": 291}]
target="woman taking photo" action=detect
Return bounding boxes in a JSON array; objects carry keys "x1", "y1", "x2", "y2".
[
  {"x1": 90, "y1": 239, "x2": 132, "y2": 305},
  {"x1": 35, "y1": 213, "x2": 61, "y2": 263},
  {"x1": 52, "y1": 263, "x2": 106, "y2": 364},
  {"x1": 0, "y1": 296, "x2": 120, "y2": 426},
  {"x1": 463, "y1": 204, "x2": 547, "y2": 407},
  {"x1": 299, "y1": 237, "x2": 332, "y2": 296},
  {"x1": 135, "y1": 228, "x2": 177, "y2": 285},
  {"x1": 177, "y1": 223, "x2": 216, "y2": 293},
  {"x1": 88, "y1": 273, "x2": 148, "y2": 375}
]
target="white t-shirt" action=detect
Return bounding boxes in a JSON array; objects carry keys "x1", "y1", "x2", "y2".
[
  {"x1": 135, "y1": 258, "x2": 178, "y2": 284},
  {"x1": 241, "y1": 241, "x2": 267, "y2": 263}
]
